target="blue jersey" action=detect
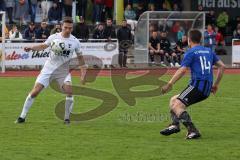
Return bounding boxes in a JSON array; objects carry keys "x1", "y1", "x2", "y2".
[{"x1": 181, "y1": 45, "x2": 220, "y2": 96}]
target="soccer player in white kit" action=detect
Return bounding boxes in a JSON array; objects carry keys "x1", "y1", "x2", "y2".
[{"x1": 15, "y1": 17, "x2": 86, "y2": 124}]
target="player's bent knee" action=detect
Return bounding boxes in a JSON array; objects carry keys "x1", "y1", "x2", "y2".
[
  {"x1": 171, "y1": 99, "x2": 186, "y2": 116},
  {"x1": 30, "y1": 83, "x2": 44, "y2": 98}
]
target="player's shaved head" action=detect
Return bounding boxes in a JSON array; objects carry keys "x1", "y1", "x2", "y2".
[{"x1": 188, "y1": 29, "x2": 202, "y2": 44}]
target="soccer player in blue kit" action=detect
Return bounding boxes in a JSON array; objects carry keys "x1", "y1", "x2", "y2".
[{"x1": 160, "y1": 30, "x2": 225, "y2": 139}]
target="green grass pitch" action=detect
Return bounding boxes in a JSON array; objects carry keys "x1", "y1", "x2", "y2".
[{"x1": 0, "y1": 74, "x2": 239, "y2": 160}]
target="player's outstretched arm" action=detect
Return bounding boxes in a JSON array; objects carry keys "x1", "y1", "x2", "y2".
[
  {"x1": 24, "y1": 43, "x2": 49, "y2": 52},
  {"x1": 212, "y1": 60, "x2": 225, "y2": 94},
  {"x1": 161, "y1": 67, "x2": 188, "y2": 94}
]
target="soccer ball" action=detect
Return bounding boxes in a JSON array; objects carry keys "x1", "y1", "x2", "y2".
[{"x1": 50, "y1": 39, "x2": 65, "y2": 54}]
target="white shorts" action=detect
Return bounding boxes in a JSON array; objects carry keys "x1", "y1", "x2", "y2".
[{"x1": 35, "y1": 72, "x2": 72, "y2": 88}]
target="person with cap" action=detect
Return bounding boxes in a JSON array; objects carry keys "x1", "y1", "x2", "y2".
[
  {"x1": 36, "y1": 21, "x2": 50, "y2": 39},
  {"x1": 24, "y1": 22, "x2": 37, "y2": 41}
]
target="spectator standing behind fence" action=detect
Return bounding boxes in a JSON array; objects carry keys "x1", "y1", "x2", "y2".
[
  {"x1": 92, "y1": 0, "x2": 105, "y2": 24},
  {"x1": 206, "y1": 10, "x2": 216, "y2": 26},
  {"x1": 124, "y1": 4, "x2": 137, "y2": 34},
  {"x1": 4, "y1": 0, "x2": 15, "y2": 24},
  {"x1": 63, "y1": 0, "x2": 73, "y2": 17},
  {"x1": 103, "y1": 18, "x2": 116, "y2": 40},
  {"x1": 36, "y1": 21, "x2": 50, "y2": 39},
  {"x1": 76, "y1": 0, "x2": 88, "y2": 19},
  {"x1": 172, "y1": 3, "x2": 180, "y2": 11},
  {"x1": 135, "y1": 3, "x2": 146, "y2": 20},
  {"x1": 41, "y1": 0, "x2": 53, "y2": 21},
  {"x1": 0, "y1": 0, "x2": 5, "y2": 11},
  {"x1": 117, "y1": 20, "x2": 132, "y2": 68},
  {"x1": 151, "y1": 0, "x2": 164, "y2": 11},
  {"x1": 204, "y1": 24, "x2": 216, "y2": 52},
  {"x1": 30, "y1": 0, "x2": 38, "y2": 22},
  {"x1": 50, "y1": 23, "x2": 61, "y2": 35},
  {"x1": 160, "y1": 2, "x2": 169, "y2": 11},
  {"x1": 217, "y1": 10, "x2": 229, "y2": 35},
  {"x1": 15, "y1": 0, "x2": 29, "y2": 25},
  {"x1": 93, "y1": 23, "x2": 105, "y2": 39},
  {"x1": 9, "y1": 24, "x2": 23, "y2": 40},
  {"x1": 73, "y1": 17, "x2": 89, "y2": 39},
  {"x1": 48, "y1": 2, "x2": 62, "y2": 24},
  {"x1": 24, "y1": 22, "x2": 37, "y2": 40}
]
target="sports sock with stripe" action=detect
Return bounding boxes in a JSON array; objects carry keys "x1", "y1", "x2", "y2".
[
  {"x1": 179, "y1": 111, "x2": 197, "y2": 132},
  {"x1": 170, "y1": 110, "x2": 180, "y2": 126}
]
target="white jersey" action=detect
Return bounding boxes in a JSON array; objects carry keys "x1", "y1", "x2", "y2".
[{"x1": 41, "y1": 32, "x2": 81, "y2": 74}]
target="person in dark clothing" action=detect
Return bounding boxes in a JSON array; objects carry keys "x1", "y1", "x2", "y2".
[
  {"x1": 73, "y1": 17, "x2": 89, "y2": 40},
  {"x1": 149, "y1": 31, "x2": 160, "y2": 64},
  {"x1": 135, "y1": 3, "x2": 146, "y2": 20},
  {"x1": 103, "y1": 18, "x2": 116, "y2": 40},
  {"x1": 24, "y1": 22, "x2": 37, "y2": 41},
  {"x1": 36, "y1": 21, "x2": 50, "y2": 39},
  {"x1": 0, "y1": 0, "x2": 5, "y2": 11},
  {"x1": 48, "y1": 2, "x2": 62, "y2": 24},
  {"x1": 93, "y1": 0, "x2": 105, "y2": 23},
  {"x1": 0, "y1": 25, "x2": 2, "y2": 42},
  {"x1": 4, "y1": 0, "x2": 14, "y2": 24},
  {"x1": 174, "y1": 35, "x2": 188, "y2": 66},
  {"x1": 63, "y1": 0, "x2": 73, "y2": 17},
  {"x1": 160, "y1": 2, "x2": 169, "y2": 11},
  {"x1": 159, "y1": 31, "x2": 173, "y2": 66},
  {"x1": 153, "y1": 0, "x2": 164, "y2": 10},
  {"x1": 104, "y1": 0, "x2": 113, "y2": 19},
  {"x1": 92, "y1": 23, "x2": 105, "y2": 39},
  {"x1": 206, "y1": 10, "x2": 216, "y2": 26},
  {"x1": 77, "y1": 0, "x2": 88, "y2": 19},
  {"x1": 117, "y1": 20, "x2": 132, "y2": 68}
]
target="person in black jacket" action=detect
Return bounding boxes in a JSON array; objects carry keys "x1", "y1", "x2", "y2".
[
  {"x1": 117, "y1": 20, "x2": 132, "y2": 68},
  {"x1": 48, "y1": 2, "x2": 62, "y2": 24},
  {"x1": 24, "y1": 22, "x2": 37, "y2": 41},
  {"x1": 36, "y1": 21, "x2": 50, "y2": 39},
  {"x1": 92, "y1": 23, "x2": 105, "y2": 39},
  {"x1": 103, "y1": 18, "x2": 116, "y2": 40},
  {"x1": 73, "y1": 17, "x2": 89, "y2": 40}
]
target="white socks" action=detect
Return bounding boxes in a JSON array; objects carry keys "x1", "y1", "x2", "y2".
[
  {"x1": 20, "y1": 94, "x2": 74, "y2": 120},
  {"x1": 64, "y1": 96, "x2": 74, "y2": 120},
  {"x1": 20, "y1": 94, "x2": 35, "y2": 119}
]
